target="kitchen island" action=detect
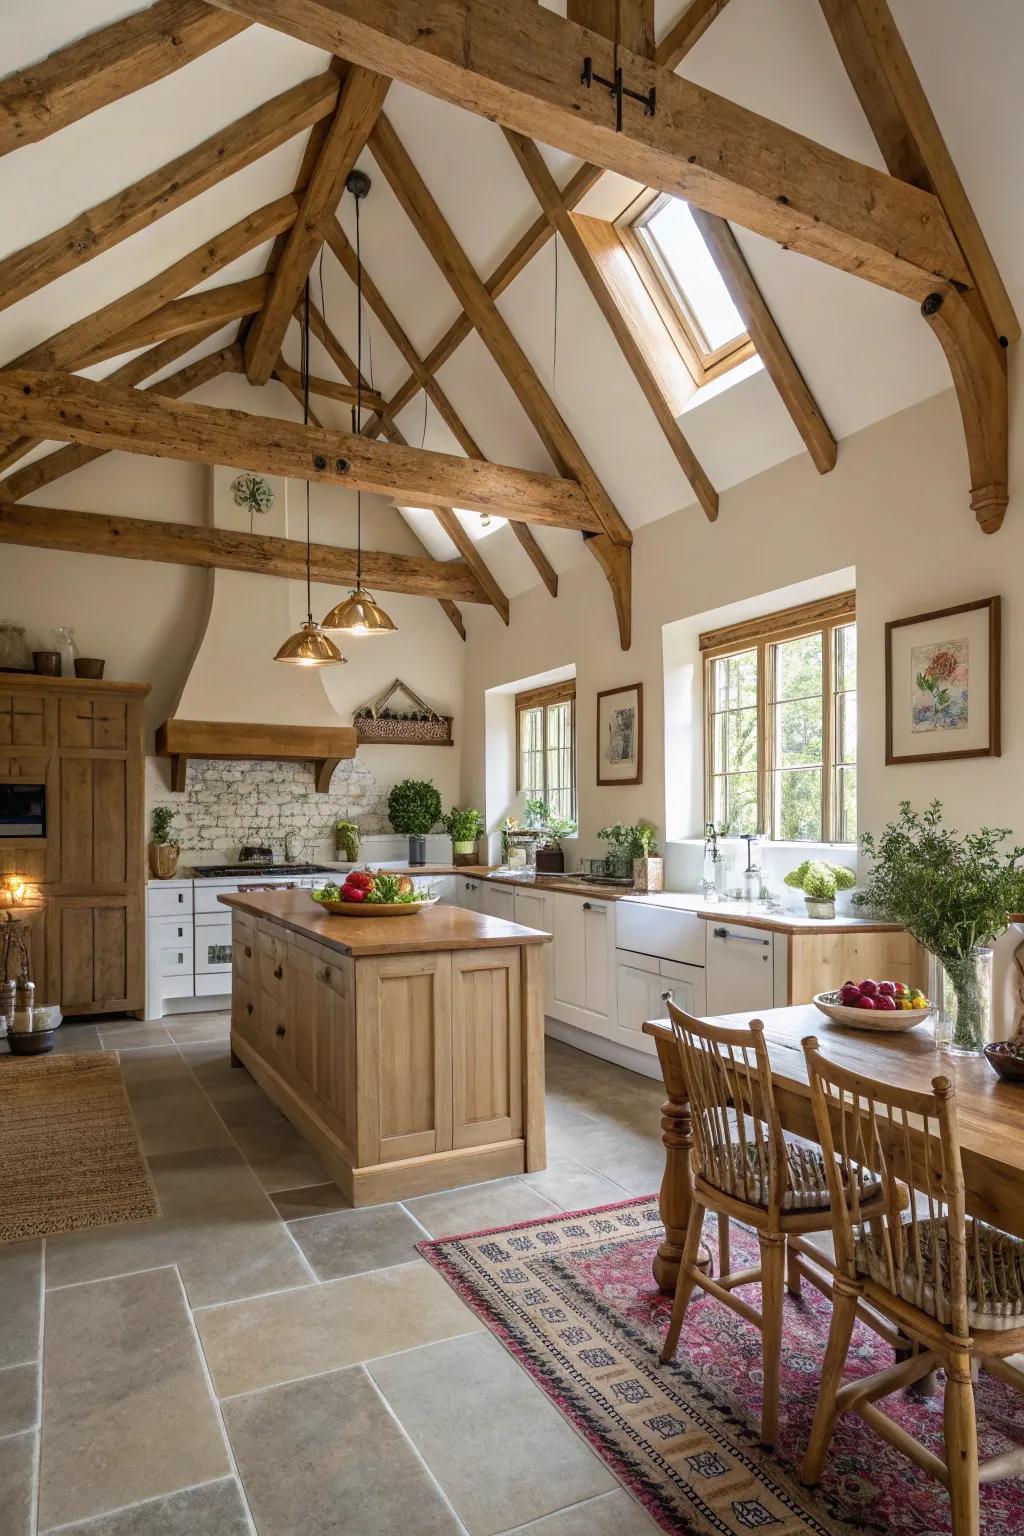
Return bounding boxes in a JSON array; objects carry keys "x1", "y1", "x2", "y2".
[{"x1": 219, "y1": 889, "x2": 549, "y2": 1205}]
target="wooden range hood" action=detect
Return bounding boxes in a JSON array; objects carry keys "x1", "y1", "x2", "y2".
[{"x1": 155, "y1": 719, "x2": 358, "y2": 793}]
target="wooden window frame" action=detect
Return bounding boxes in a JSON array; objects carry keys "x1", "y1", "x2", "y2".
[
  {"x1": 700, "y1": 592, "x2": 856, "y2": 844},
  {"x1": 515, "y1": 680, "x2": 577, "y2": 820},
  {"x1": 616, "y1": 189, "x2": 755, "y2": 387}
]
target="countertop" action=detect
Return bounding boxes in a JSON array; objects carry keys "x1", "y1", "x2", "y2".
[
  {"x1": 617, "y1": 891, "x2": 906, "y2": 935},
  {"x1": 219, "y1": 888, "x2": 550, "y2": 958}
]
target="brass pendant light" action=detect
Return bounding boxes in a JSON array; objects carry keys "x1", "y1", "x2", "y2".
[
  {"x1": 275, "y1": 280, "x2": 345, "y2": 666},
  {"x1": 322, "y1": 171, "x2": 396, "y2": 638}
]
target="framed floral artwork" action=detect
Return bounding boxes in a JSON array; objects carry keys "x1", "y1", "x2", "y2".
[
  {"x1": 596, "y1": 683, "x2": 643, "y2": 785},
  {"x1": 885, "y1": 597, "x2": 1001, "y2": 764}
]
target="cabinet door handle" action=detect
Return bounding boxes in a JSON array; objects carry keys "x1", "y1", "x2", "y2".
[
  {"x1": 712, "y1": 926, "x2": 769, "y2": 946},
  {"x1": 275, "y1": 1025, "x2": 286, "y2": 1037},
  {"x1": 177, "y1": 893, "x2": 184, "y2": 904},
  {"x1": 661, "y1": 988, "x2": 675, "y2": 1003},
  {"x1": 582, "y1": 901, "x2": 592, "y2": 910},
  {"x1": 273, "y1": 964, "x2": 283, "y2": 979},
  {"x1": 244, "y1": 945, "x2": 252, "y2": 958},
  {"x1": 320, "y1": 967, "x2": 331, "y2": 983},
  {"x1": 245, "y1": 1003, "x2": 253, "y2": 1015},
  {"x1": 177, "y1": 953, "x2": 183, "y2": 964}
]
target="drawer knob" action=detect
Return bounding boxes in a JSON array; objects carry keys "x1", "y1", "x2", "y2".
[
  {"x1": 320, "y1": 968, "x2": 331, "y2": 983},
  {"x1": 273, "y1": 964, "x2": 283, "y2": 979},
  {"x1": 275, "y1": 1025, "x2": 286, "y2": 1038},
  {"x1": 662, "y1": 988, "x2": 675, "y2": 1003},
  {"x1": 582, "y1": 901, "x2": 592, "y2": 911},
  {"x1": 245, "y1": 1003, "x2": 253, "y2": 1015},
  {"x1": 244, "y1": 945, "x2": 252, "y2": 958}
]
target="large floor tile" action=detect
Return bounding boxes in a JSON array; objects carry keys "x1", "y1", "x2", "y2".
[
  {"x1": 177, "y1": 1041, "x2": 263, "y2": 1103},
  {"x1": 96, "y1": 1021, "x2": 173, "y2": 1050},
  {"x1": 0, "y1": 1240, "x2": 42, "y2": 1369},
  {"x1": 51, "y1": 1023, "x2": 102, "y2": 1054},
  {"x1": 404, "y1": 1177, "x2": 559, "y2": 1239},
  {"x1": 38, "y1": 1266, "x2": 230, "y2": 1531},
  {"x1": 0, "y1": 1362, "x2": 39, "y2": 1437},
  {"x1": 370, "y1": 1331, "x2": 615, "y2": 1535},
  {"x1": 164, "y1": 1015, "x2": 231, "y2": 1045},
  {"x1": 127, "y1": 1088, "x2": 234, "y2": 1156},
  {"x1": 42, "y1": 1478, "x2": 252, "y2": 1536},
  {"x1": 270, "y1": 1182, "x2": 352, "y2": 1221},
  {"x1": 498, "y1": 1489, "x2": 659, "y2": 1535},
  {"x1": 198, "y1": 1259, "x2": 482, "y2": 1398},
  {"x1": 521, "y1": 1155, "x2": 631, "y2": 1212},
  {"x1": 0, "y1": 1432, "x2": 35, "y2": 1536},
  {"x1": 229, "y1": 1120, "x2": 330, "y2": 1193},
  {"x1": 45, "y1": 1146, "x2": 312, "y2": 1306},
  {"x1": 223, "y1": 1366, "x2": 460, "y2": 1536},
  {"x1": 288, "y1": 1203, "x2": 424, "y2": 1280}
]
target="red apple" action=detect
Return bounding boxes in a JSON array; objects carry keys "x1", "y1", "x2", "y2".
[
  {"x1": 859, "y1": 979, "x2": 878, "y2": 997},
  {"x1": 857, "y1": 995, "x2": 878, "y2": 1010},
  {"x1": 840, "y1": 984, "x2": 862, "y2": 1006},
  {"x1": 875, "y1": 996, "x2": 897, "y2": 1011},
  {"x1": 877, "y1": 981, "x2": 896, "y2": 998}
]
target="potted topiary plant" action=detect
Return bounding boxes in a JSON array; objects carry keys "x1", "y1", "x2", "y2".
[
  {"x1": 442, "y1": 806, "x2": 484, "y2": 867},
  {"x1": 387, "y1": 779, "x2": 442, "y2": 866},
  {"x1": 335, "y1": 819, "x2": 359, "y2": 862},
  {"x1": 855, "y1": 801, "x2": 1024, "y2": 1053},
  {"x1": 784, "y1": 858, "x2": 855, "y2": 920},
  {"x1": 149, "y1": 805, "x2": 180, "y2": 880},
  {"x1": 631, "y1": 822, "x2": 663, "y2": 893}
]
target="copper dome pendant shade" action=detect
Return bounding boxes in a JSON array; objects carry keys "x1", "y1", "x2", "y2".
[
  {"x1": 274, "y1": 281, "x2": 345, "y2": 667},
  {"x1": 321, "y1": 170, "x2": 396, "y2": 639}
]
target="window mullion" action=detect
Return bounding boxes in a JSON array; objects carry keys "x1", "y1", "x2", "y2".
[
  {"x1": 822, "y1": 623, "x2": 834, "y2": 843},
  {"x1": 758, "y1": 638, "x2": 770, "y2": 836}
]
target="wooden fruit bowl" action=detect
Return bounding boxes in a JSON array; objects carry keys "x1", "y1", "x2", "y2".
[
  {"x1": 314, "y1": 895, "x2": 440, "y2": 918},
  {"x1": 813, "y1": 990, "x2": 933, "y2": 1033},
  {"x1": 983, "y1": 1041, "x2": 1024, "y2": 1082}
]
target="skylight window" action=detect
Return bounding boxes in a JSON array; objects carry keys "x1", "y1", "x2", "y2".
[{"x1": 616, "y1": 192, "x2": 753, "y2": 387}]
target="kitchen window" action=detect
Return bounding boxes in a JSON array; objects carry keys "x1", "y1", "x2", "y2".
[
  {"x1": 516, "y1": 681, "x2": 576, "y2": 824},
  {"x1": 617, "y1": 191, "x2": 755, "y2": 386},
  {"x1": 702, "y1": 594, "x2": 856, "y2": 843}
]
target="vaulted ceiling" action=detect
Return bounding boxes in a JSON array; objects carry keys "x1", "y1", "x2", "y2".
[{"x1": 1, "y1": 0, "x2": 1019, "y2": 643}]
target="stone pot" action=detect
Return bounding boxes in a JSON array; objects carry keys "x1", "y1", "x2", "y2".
[
  {"x1": 149, "y1": 842, "x2": 180, "y2": 879},
  {"x1": 452, "y1": 839, "x2": 478, "y2": 868},
  {"x1": 804, "y1": 896, "x2": 836, "y2": 921},
  {"x1": 408, "y1": 835, "x2": 427, "y2": 867},
  {"x1": 633, "y1": 856, "x2": 664, "y2": 893}
]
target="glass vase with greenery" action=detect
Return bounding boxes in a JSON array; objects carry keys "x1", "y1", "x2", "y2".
[
  {"x1": 387, "y1": 779, "x2": 442, "y2": 866},
  {"x1": 855, "y1": 801, "x2": 1024, "y2": 1052}
]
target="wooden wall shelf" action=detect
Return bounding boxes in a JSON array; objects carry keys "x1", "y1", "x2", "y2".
[{"x1": 155, "y1": 718, "x2": 358, "y2": 793}]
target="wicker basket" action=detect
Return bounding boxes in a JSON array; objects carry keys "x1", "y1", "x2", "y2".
[{"x1": 353, "y1": 679, "x2": 453, "y2": 747}]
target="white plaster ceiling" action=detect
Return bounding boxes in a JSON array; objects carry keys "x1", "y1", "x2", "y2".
[{"x1": 1, "y1": 0, "x2": 1021, "y2": 601}]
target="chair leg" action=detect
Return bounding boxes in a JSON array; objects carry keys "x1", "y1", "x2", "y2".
[
  {"x1": 758, "y1": 1232, "x2": 785, "y2": 1448},
  {"x1": 801, "y1": 1281, "x2": 859, "y2": 1485},
  {"x1": 785, "y1": 1238, "x2": 802, "y2": 1298},
  {"x1": 718, "y1": 1214, "x2": 730, "y2": 1280},
  {"x1": 944, "y1": 1349, "x2": 980, "y2": 1536},
  {"x1": 660, "y1": 1201, "x2": 707, "y2": 1365}
]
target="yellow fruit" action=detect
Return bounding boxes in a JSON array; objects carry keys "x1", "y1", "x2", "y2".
[{"x1": 900, "y1": 999, "x2": 913, "y2": 1010}]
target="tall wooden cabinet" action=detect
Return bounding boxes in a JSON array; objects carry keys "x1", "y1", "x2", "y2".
[{"x1": 0, "y1": 675, "x2": 149, "y2": 1015}]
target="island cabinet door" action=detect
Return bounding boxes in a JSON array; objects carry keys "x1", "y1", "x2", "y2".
[
  {"x1": 356, "y1": 953, "x2": 453, "y2": 1165},
  {"x1": 450, "y1": 948, "x2": 523, "y2": 1149},
  {"x1": 310, "y1": 954, "x2": 357, "y2": 1159}
]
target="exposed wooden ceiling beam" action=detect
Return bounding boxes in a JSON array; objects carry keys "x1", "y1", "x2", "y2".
[
  {"x1": 0, "y1": 337, "x2": 241, "y2": 504},
  {"x1": 0, "y1": 0, "x2": 249, "y2": 158},
  {"x1": 0, "y1": 372, "x2": 604, "y2": 530},
  {"x1": 78, "y1": 277, "x2": 269, "y2": 366},
  {"x1": 426, "y1": 507, "x2": 509, "y2": 625},
  {"x1": 369, "y1": 114, "x2": 631, "y2": 550},
  {"x1": 690, "y1": 209, "x2": 837, "y2": 474},
  {"x1": 655, "y1": 0, "x2": 734, "y2": 70},
  {"x1": 243, "y1": 67, "x2": 390, "y2": 384},
  {"x1": 567, "y1": 0, "x2": 654, "y2": 60},
  {"x1": 504, "y1": 129, "x2": 718, "y2": 521},
  {"x1": 818, "y1": 0, "x2": 1017, "y2": 345},
  {"x1": 326, "y1": 218, "x2": 557, "y2": 598},
  {"x1": 272, "y1": 357, "x2": 385, "y2": 413},
  {"x1": 207, "y1": 0, "x2": 968, "y2": 303},
  {"x1": 0, "y1": 501, "x2": 490, "y2": 603},
  {"x1": 0, "y1": 73, "x2": 338, "y2": 315}
]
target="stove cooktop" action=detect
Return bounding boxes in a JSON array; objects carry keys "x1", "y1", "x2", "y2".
[{"x1": 191, "y1": 863, "x2": 334, "y2": 878}]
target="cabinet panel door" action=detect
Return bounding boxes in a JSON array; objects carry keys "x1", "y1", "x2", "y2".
[
  {"x1": 92, "y1": 758, "x2": 127, "y2": 884},
  {"x1": 480, "y1": 882, "x2": 515, "y2": 922},
  {"x1": 514, "y1": 890, "x2": 553, "y2": 1012},
  {"x1": 553, "y1": 896, "x2": 587, "y2": 1010},
  {"x1": 311, "y1": 956, "x2": 356, "y2": 1158},
  {"x1": 0, "y1": 694, "x2": 46, "y2": 747},
  {"x1": 705, "y1": 923, "x2": 774, "y2": 1015},
  {"x1": 451, "y1": 947, "x2": 522, "y2": 1149},
  {"x1": 615, "y1": 959, "x2": 663, "y2": 1045},
  {"x1": 60, "y1": 758, "x2": 93, "y2": 885},
  {"x1": 583, "y1": 903, "x2": 611, "y2": 1016},
  {"x1": 54, "y1": 900, "x2": 136, "y2": 1011},
  {"x1": 358, "y1": 954, "x2": 452, "y2": 1165},
  {"x1": 285, "y1": 944, "x2": 317, "y2": 1087}
]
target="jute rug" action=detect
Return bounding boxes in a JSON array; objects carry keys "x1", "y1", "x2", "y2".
[
  {"x1": 0, "y1": 1051, "x2": 159, "y2": 1243},
  {"x1": 420, "y1": 1196, "x2": 1024, "y2": 1536}
]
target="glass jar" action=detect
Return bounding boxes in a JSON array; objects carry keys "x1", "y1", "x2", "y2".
[
  {"x1": 0, "y1": 622, "x2": 32, "y2": 671},
  {"x1": 53, "y1": 626, "x2": 77, "y2": 676},
  {"x1": 935, "y1": 947, "x2": 994, "y2": 1055}
]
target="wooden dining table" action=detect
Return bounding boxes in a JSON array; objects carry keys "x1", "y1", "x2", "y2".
[{"x1": 643, "y1": 1004, "x2": 1024, "y2": 1293}]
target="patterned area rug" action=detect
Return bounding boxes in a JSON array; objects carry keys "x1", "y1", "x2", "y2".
[
  {"x1": 0, "y1": 1051, "x2": 159, "y2": 1243},
  {"x1": 419, "y1": 1196, "x2": 1024, "y2": 1535}
]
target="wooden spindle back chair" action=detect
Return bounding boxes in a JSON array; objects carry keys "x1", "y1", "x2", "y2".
[{"x1": 802, "y1": 1036, "x2": 1024, "y2": 1536}]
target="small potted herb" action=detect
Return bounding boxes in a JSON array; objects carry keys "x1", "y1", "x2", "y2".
[
  {"x1": 631, "y1": 822, "x2": 663, "y2": 893},
  {"x1": 387, "y1": 779, "x2": 442, "y2": 866},
  {"x1": 149, "y1": 805, "x2": 180, "y2": 880},
  {"x1": 443, "y1": 806, "x2": 484, "y2": 866},
  {"x1": 535, "y1": 814, "x2": 576, "y2": 873},
  {"x1": 784, "y1": 858, "x2": 856, "y2": 920}
]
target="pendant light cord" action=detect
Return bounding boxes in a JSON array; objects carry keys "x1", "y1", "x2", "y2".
[
  {"x1": 302, "y1": 278, "x2": 313, "y2": 624},
  {"x1": 354, "y1": 190, "x2": 363, "y2": 592}
]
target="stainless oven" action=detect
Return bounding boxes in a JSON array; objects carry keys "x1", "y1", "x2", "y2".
[{"x1": 0, "y1": 782, "x2": 46, "y2": 838}]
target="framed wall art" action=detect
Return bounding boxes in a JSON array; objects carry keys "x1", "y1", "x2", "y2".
[
  {"x1": 885, "y1": 596, "x2": 1001, "y2": 765},
  {"x1": 596, "y1": 682, "x2": 643, "y2": 785}
]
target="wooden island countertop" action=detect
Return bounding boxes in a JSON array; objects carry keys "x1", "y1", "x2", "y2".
[
  {"x1": 219, "y1": 887, "x2": 549, "y2": 958},
  {"x1": 222, "y1": 890, "x2": 548, "y2": 1206}
]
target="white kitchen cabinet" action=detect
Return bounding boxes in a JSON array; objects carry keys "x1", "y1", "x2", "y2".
[
  {"x1": 513, "y1": 887, "x2": 553, "y2": 1013},
  {"x1": 455, "y1": 877, "x2": 484, "y2": 910},
  {"x1": 480, "y1": 881, "x2": 516, "y2": 922},
  {"x1": 413, "y1": 874, "x2": 455, "y2": 903},
  {"x1": 705, "y1": 920, "x2": 775, "y2": 1015},
  {"x1": 550, "y1": 893, "x2": 616, "y2": 1036},
  {"x1": 612, "y1": 950, "x2": 706, "y2": 1057}
]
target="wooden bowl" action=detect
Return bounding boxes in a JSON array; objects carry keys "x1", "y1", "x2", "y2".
[
  {"x1": 983, "y1": 1042, "x2": 1024, "y2": 1082},
  {"x1": 313, "y1": 895, "x2": 440, "y2": 918},
  {"x1": 6, "y1": 1028, "x2": 57, "y2": 1055},
  {"x1": 813, "y1": 990, "x2": 933, "y2": 1033}
]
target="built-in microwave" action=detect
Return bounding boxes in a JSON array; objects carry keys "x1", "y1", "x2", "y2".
[{"x1": 0, "y1": 783, "x2": 46, "y2": 838}]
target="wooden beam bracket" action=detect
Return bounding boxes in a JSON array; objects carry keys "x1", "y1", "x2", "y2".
[{"x1": 921, "y1": 288, "x2": 1008, "y2": 534}]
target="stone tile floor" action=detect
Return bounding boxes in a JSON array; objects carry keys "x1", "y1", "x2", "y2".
[{"x1": 0, "y1": 1014, "x2": 667, "y2": 1535}]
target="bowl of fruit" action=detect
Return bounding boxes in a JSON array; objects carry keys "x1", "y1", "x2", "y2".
[
  {"x1": 983, "y1": 1037, "x2": 1024, "y2": 1083},
  {"x1": 813, "y1": 978, "x2": 934, "y2": 1032},
  {"x1": 310, "y1": 870, "x2": 440, "y2": 917}
]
